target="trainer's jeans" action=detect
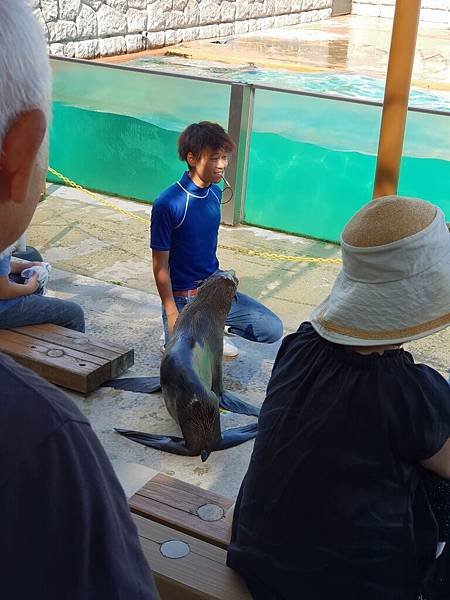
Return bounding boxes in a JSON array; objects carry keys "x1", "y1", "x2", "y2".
[{"x1": 162, "y1": 291, "x2": 283, "y2": 345}]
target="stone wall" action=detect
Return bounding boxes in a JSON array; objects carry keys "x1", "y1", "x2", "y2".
[
  {"x1": 352, "y1": 0, "x2": 450, "y2": 25},
  {"x1": 30, "y1": 0, "x2": 333, "y2": 59}
]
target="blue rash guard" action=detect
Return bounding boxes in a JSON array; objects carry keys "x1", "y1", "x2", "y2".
[{"x1": 150, "y1": 172, "x2": 221, "y2": 291}]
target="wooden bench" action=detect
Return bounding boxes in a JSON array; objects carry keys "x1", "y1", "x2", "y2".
[
  {"x1": 114, "y1": 464, "x2": 249, "y2": 599},
  {"x1": 129, "y1": 472, "x2": 233, "y2": 549},
  {"x1": 0, "y1": 324, "x2": 134, "y2": 393},
  {"x1": 135, "y1": 514, "x2": 249, "y2": 599}
]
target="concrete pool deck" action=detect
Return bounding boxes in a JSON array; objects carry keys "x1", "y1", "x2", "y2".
[
  {"x1": 24, "y1": 182, "x2": 450, "y2": 498},
  {"x1": 105, "y1": 15, "x2": 450, "y2": 92}
]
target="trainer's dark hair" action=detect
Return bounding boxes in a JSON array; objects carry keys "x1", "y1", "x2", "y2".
[{"x1": 178, "y1": 121, "x2": 235, "y2": 163}]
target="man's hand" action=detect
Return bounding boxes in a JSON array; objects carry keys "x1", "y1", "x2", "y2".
[
  {"x1": 24, "y1": 272, "x2": 40, "y2": 294},
  {"x1": 152, "y1": 250, "x2": 180, "y2": 338},
  {"x1": 166, "y1": 309, "x2": 179, "y2": 338},
  {"x1": 10, "y1": 259, "x2": 44, "y2": 274}
]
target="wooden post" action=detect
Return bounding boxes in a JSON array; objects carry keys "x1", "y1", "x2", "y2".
[{"x1": 373, "y1": 0, "x2": 421, "y2": 199}]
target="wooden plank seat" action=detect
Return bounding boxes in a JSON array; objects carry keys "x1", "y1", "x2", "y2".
[
  {"x1": 134, "y1": 514, "x2": 250, "y2": 599},
  {"x1": 129, "y1": 472, "x2": 234, "y2": 550},
  {"x1": 0, "y1": 324, "x2": 134, "y2": 393},
  {"x1": 116, "y1": 466, "x2": 247, "y2": 598}
]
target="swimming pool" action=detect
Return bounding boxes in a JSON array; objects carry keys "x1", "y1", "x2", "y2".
[
  {"x1": 126, "y1": 55, "x2": 450, "y2": 112},
  {"x1": 48, "y1": 57, "x2": 450, "y2": 243}
]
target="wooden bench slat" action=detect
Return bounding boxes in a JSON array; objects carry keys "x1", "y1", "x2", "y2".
[
  {"x1": 11, "y1": 324, "x2": 134, "y2": 378},
  {"x1": 0, "y1": 330, "x2": 107, "y2": 366},
  {"x1": 130, "y1": 473, "x2": 233, "y2": 549},
  {"x1": 130, "y1": 494, "x2": 231, "y2": 551},
  {"x1": 150, "y1": 474, "x2": 234, "y2": 507},
  {"x1": 138, "y1": 475, "x2": 233, "y2": 514},
  {"x1": 134, "y1": 514, "x2": 250, "y2": 600},
  {"x1": 0, "y1": 330, "x2": 110, "y2": 392},
  {"x1": 0, "y1": 325, "x2": 134, "y2": 393}
]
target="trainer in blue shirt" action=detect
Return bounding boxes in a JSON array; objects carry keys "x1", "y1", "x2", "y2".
[{"x1": 150, "y1": 121, "x2": 283, "y2": 358}]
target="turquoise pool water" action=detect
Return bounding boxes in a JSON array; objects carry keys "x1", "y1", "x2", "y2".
[{"x1": 126, "y1": 56, "x2": 450, "y2": 112}]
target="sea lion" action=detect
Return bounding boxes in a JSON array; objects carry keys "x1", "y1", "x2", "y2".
[{"x1": 114, "y1": 270, "x2": 260, "y2": 461}]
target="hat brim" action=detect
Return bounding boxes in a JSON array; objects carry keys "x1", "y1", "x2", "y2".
[{"x1": 310, "y1": 248, "x2": 450, "y2": 346}]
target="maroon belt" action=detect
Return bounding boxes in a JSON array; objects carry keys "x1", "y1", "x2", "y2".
[{"x1": 173, "y1": 288, "x2": 198, "y2": 298}]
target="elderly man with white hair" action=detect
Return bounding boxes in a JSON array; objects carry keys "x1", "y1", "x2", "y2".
[
  {"x1": 0, "y1": 1, "x2": 84, "y2": 332},
  {"x1": 0, "y1": 2, "x2": 159, "y2": 598}
]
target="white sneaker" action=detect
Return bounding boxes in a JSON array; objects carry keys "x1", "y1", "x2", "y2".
[{"x1": 223, "y1": 337, "x2": 239, "y2": 359}]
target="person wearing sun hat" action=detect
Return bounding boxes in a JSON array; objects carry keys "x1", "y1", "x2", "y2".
[
  {"x1": 310, "y1": 195, "x2": 450, "y2": 347},
  {"x1": 227, "y1": 196, "x2": 450, "y2": 600}
]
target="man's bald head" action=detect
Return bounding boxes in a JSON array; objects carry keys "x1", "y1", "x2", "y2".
[{"x1": 0, "y1": 0, "x2": 51, "y2": 254}]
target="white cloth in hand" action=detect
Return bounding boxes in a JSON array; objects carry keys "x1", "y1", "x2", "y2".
[{"x1": 21, "y1": 262, "x2": 52, "y2": 294}]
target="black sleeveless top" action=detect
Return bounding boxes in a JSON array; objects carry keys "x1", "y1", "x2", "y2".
[{"x1": 227, "y1": 322, "x2": 450, "y2": 600}]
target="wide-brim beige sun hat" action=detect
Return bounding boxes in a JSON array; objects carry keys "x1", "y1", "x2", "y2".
[{"x1": 310, "y1": 196, "x2": 450, "y2": 346}]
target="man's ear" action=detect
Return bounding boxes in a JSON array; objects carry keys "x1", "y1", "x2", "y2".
[
  {"x1": 186, "y1": 151, "x2": 196, "y2": 168},
  {"x1": 0, "y1": 109, "x2": 46, "y2": 203}
]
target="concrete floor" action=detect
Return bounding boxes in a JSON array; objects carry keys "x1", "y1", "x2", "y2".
[
  {"x1": 109, "y1": 15, "x2": 450, "y2": 91},
  {"x1": 26, "y1": 183, "x2": 450, "y2": 499}
]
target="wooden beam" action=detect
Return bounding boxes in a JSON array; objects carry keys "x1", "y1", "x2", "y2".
[
  {"x1": 0, "y1": 324, "x2": 134, "y2": 393},
  {"x1": 14, "y1": 324, "x2": 133, "y2": 378},
  {"x1": 134, "y1": 514, "x2": 251, "y2": 599},
  {"x1": 130, "y1": 473, "x2": 233, "y2": 549},
  {"x1": 373, "y1": 0, "x2": 421, "y2": 198}
]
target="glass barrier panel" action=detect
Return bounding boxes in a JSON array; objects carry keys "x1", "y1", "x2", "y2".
[
  {"x1": 49, "y1": 59, "x2": 231, "y2": 202},
  {"x1": 245, "y1": 88, "x2": 382, "y2": 243},
  {"x1": 399, "y1": 109, "x2": 450, "y2": 218}
]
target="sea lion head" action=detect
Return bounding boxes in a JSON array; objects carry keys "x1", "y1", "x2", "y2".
[
  {"x1": 197, "y1": 270, "x2": 239, "y2": 313},
  {"x1": 179, "y1": 391, "x2": 222, "y2": 462}
]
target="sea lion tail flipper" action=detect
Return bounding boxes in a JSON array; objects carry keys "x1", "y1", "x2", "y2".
[
  {"x1": 214, "y1": 423, "x2": 258, "y2": 450},
  {"x1": 102, "y1": 377, "x2": 161, "y2": 393},
  {"x1": 220, "y1": 391, "x2": 260, "y2": 417},
  {"x1": 114, "y1": 428, "x2": 194, "y2": 455}
]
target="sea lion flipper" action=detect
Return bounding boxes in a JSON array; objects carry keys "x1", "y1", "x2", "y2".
[
  {"x1": 102, "y1": 377, "x2": 161, "y2": 393},
  {"x1": 115, "y1": 428, "x2": 194, "y2": 455},
  {"x1": 214, "y1": 423, "x2": 258, "y2": 450},
  {"x1": 220, "y1": 391, "x2": 260, "y2": 417}
]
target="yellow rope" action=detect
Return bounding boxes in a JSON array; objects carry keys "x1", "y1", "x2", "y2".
[
  {"x1": 47, "y1": 166, "x2": 342, "y2": 266},
  {"x1": 48, "y1": 167, "x2": 149, "y2": 225},
  {"x1": 218, "y1": 243, "x2": 342, "y2": 265}
]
